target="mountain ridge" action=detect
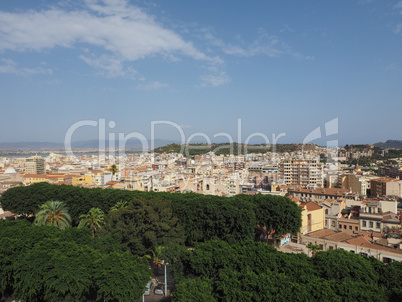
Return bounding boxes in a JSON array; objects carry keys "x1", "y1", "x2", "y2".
[{"x1": 373, "y1": 140, "x2": 402, "y2": 149}]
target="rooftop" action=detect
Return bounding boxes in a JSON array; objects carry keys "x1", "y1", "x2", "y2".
[{"x1": 300, "y1": 201, "x2": 322, "y2": 211}]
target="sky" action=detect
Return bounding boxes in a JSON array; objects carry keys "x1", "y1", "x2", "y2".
[{"x1": 0, "y1": 0, "x2": 402, "y2": 147}]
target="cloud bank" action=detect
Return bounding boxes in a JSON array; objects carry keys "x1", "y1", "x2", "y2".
[
  {"x1": 0, "y1": 0, "x2": 225, "y2": 81},
  {"x1": 0, "y1": 0, "x2": 207, "y2": 60}
]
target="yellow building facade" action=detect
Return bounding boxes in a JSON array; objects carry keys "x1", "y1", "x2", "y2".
[
  {"x1": 72, "y1": 174, "x2": 93, "y2": 186},
  {"x1": 299, "y1": 201, "x2": 325, "y2": 235}
]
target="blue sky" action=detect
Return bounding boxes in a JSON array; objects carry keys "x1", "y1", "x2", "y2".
[{"x1": 1, "y1": 0, "x2": 402, "y2": 146}]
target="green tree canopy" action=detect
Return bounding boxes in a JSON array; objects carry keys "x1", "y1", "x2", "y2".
[
  {"x1": 1, "y1": 183, "x2": 302, "y2": 244},
  {"x1": 0, "y1": 220, "x2": 151, "y2": 301},
  {"x1": 250, "y1": 194, "x2": 302, "y2": 236},
  {"x1": 174, "y1": 278, "x2": 216, "y2": 302},
  {"x1": 101, "y1": 197, "x2": 185, "y2": 256},
  {"x1": 171, "y1": 193, "x2": 256, "y2": 244},
  {"x1": 164, "y1": 240, "x2": 394, "y2": 302}
]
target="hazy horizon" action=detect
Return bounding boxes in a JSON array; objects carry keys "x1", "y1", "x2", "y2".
[{"x1": 1, "y1": 0, "x2": 402, "y2": 146}]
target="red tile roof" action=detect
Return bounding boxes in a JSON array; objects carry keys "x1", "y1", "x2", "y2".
[
  {"x1": 106, "y1": 181, "x2": 119, "y2": 185},
  {"x1": 300, "y1": 201, "x2": 322, "y2": 211}
]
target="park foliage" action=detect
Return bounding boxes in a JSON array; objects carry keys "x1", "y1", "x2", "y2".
[
  {"x1": 0, "y1": 220, "x2": 151, "y2": 301},
  {"x1": 164, "y1": 240, "x2": 402, "y2": 302},
  {"x1": 0, "y1": 182, "x2": 302, "y2": 248},
  {"x1": 1, "y1": 183, "x2": 401, "y2": 301}
]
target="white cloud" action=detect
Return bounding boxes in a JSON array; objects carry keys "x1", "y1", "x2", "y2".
[
  {"x1": 386, "y1": 63, "x2": 397, "y2": 71},
  {"x1": 222, "y1": 30, "x2": 286, "y2": 58},
  {"x1": 279, "y1": 24, "x2": 294, "y2": 33},
  {"x1": 0, "y1": 58, "x2": 53, "y2": 76},
  {"x1": 79, "y1": 54, "x2": 140, "y2": 78},
  {"x1": 136, "y1": 81, "x2": 169, "y2": 91},
  {"x1": 0, "y1": 0, "x2": 213, "y2": 72},
  {"x1": 394, "y1": 1, "x2": 402, "y2": 9},
  {"x1": 201, "y1": 72, "x2": 230, "y2": 87},
  {"x1": 202, "y1": 27, "x2": 304, "y2": 59}
]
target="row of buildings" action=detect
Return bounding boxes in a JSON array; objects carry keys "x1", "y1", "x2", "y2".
[{"x1": 1, "y1": 148, "x2": 401, "y2": 261}]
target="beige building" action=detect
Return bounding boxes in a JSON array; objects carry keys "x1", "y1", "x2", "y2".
[
  {"x1": 279, "y1": 159, "x2": 323, "y2": 188},
  {"x1": 371, "y1": 178, "x2": 402, "y2": 198},
  {"x1": 124, "y1": 175, "x2": 147, "y2": 191},
  {"x1": 202, "y1": 176, "x2": 226, "y2": 196},
  {"x1": 25, "y1": 156, "x2": 45, "y2": 174},
  {"x1": 72, "y1": 174, "x2": 93, "y2": 186},
  {"x1": 322, "y1": 198, "x2": 346, "y2": 231},
  {"x1": 288, "y1": 186, "x2": 351, "y2": 204},
  {"x1": 0, "y1": 167, "x2": 23, "y2": 183},
  {"x1": 299, "y1": 201, "x2": 325, "y2": 234},
  {"x1": 291, "y1": 198, "x2": 325, "y2": 238},
  {"x1": 302, "y1": 229, "x2": 402, "y2": 263},
  {"x1": 340, "y1": 173, "x2": 377, "y2": 197},
  {"x1": 23, "y1": 173, "x2": 72, "y2": 184}
]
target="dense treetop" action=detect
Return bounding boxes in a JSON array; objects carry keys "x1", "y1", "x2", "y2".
[
  {"x1": 163, "y1": 240, "x2": 402, "y2": 302},
  {"x1": 0, "y1": 184, "x2": 401, "y2": 301},
  {"x1": 0, "y1": 183, "x2": 302, "y2": 248},
  {"x1": 0, "y1": 220, "x2": 151, "y2": 301}
]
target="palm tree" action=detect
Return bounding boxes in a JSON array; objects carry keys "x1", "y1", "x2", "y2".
[
  {"x1": 152, "y1": 246, "x2": 164, "y2": 266},
  {"x1": 109, "y1": 164, "x2": 118, "y2": 177},
  {"x1": 78, "y1": 208, "x2": 104, "y2": 238},
  {"x1": 34, "y1": 200, "x2": 71, "y2": 230},
  {"x1": 151, "y1": 246, "x2": 164, "y2": 275},
  {"x1": 110, "y1": 200, "x2": 128, "y2": 212}
]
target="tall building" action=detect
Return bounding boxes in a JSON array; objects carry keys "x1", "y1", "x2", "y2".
[
  {"x1": 279, "y1": 159, "x2": 323, "y2": 188},
  {"x1": 370, "y1": 178, "x2": 402, "y2": 198},
  {"x1": 25, "y1": 156, "x2": 45, "y2": 174}
]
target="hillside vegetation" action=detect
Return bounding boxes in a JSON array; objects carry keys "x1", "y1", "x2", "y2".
[{"x1": 153, "y1": 142, "x2": 316, "y2": 156}]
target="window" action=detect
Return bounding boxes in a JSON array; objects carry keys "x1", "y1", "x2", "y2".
[
  {"x1": 325, "y1": 209, "x2": 329, "y2": 215},
  {"x1": 344, "y1": 225, "x2": 347, "y2": 229},
  {"x1": 349, "y1": 225, "x2": 352, "y2": 230},
  {"x1": 355, "y1": 226, "x2": 358, "y2": 231},
  {"x1": 319, "y1": 244, "x2": 324, "y2": 250},
  {"x1": 339, "y1": 224, "x2": 342, "y2": 229},
  {"x1": 363, "y1": 221, "x2": 367, "y2": 227},
  {"x1": 369, "y1": 221, "x2": 373, "y2": 228},
  {"x1": 376, "y1": 222, "x2": 380, "y2": 229},
  {"x1": 332, "y1": 221, "x2": 335, "y2": 227},
  {"x1": 325, "y1": 220, "x2": 328, "y2": 226},
  {"x1": 329, "y1": 246, "x2": 334, "y2": 250}
]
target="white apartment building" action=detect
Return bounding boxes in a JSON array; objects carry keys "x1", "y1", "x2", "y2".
[{"x1": 279, "y1": 159, "x2": 323, "y2": 187}]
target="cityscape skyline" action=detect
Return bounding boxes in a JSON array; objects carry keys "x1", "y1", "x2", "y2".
[{"x1": 1, "y1": 0, "x2": 402, "y2": 146}]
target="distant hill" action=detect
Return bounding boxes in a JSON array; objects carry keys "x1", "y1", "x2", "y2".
[
  {"x1": 153, "y1": 143, "x2": 316, "y2": 156},
  {"x1": 374, "y1": 140, "x2": 402, "y2": 149},
  {"x1": 69, "y1": 139, "x2": 174, "y2": 150},
  {"x1": 0, "y1": 142, "x2": 64, "y2": 150}
]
